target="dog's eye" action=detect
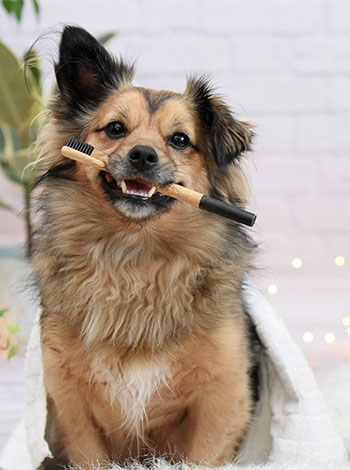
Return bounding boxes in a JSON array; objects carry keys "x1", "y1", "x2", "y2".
[
  {"x1": 105, "y1": 121, "x2": 126, "y2": 139},
  {"x1": 168, "y1": 133, "x2": 190, "y2": 150}
]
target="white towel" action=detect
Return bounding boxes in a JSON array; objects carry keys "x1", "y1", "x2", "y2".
[{"x1": 0, "y1": 282, "x2": 349, "y2": 470}]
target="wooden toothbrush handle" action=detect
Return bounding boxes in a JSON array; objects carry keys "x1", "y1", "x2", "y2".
[
  {"x1": 155, "y1": 184, "x2": 202, "y2": 207},
  {"x1": 156, "y1": 183, "x2": 256, "y2": 226},
  {"x1": 61, "y1": 146, "x2": 105, "y2": 168},
  {"x1": 60, "y1": 146, "x2": 257, "y2": 226}
]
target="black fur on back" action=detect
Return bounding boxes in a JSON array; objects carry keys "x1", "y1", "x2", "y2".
[{"x1": 242, "y1": 301, "x2": 262, "y2": 406}]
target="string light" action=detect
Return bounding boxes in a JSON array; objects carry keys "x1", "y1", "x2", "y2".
[
  {"x1": 292, "y1": 258, "x2": 303, "y2": 269},
  {"x1": 302, "y1": 332, "x2": 314, "y2": 343},
  {"x1": 265, "y1": 256, "x2": 350, "y2": 352},
  {"x1": 324, "y1": 332, "x2": 336, "y2": 344},
  {"x1": 334, "y1": 256, "x2": 346, "y2": 267},
  {"x1": 268, "y1": 284, "x2": 278, "y2": 295}
]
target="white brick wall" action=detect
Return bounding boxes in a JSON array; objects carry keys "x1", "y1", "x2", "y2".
[{"x1": 1, "y1": 0, "x2": 349, "y2": 280}]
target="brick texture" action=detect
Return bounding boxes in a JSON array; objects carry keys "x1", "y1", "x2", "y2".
[{"x1": 0, "y1": 0, "x2": 349, "y2": 278}]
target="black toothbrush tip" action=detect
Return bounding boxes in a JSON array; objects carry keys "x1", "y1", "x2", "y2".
[{"x1": 66, "y1": 138, "x2": 94, "y2": 156}]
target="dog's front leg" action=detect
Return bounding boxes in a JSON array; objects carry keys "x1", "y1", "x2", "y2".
[
  {"x1": 41, "y1": 341, "x2": 109, "y2": 468},
  {"x1": 166, "y1": 325, "x2": 253, "y2": 466},
  {"x1": 183, "y1": 384, "x2": 252, "y2": 466}
]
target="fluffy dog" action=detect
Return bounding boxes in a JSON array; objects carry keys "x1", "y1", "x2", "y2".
[{"x1": 32, "y1": 26, "x2": 260, "y2": 469}]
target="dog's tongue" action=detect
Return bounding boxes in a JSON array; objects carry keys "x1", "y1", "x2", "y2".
[{"x1": 126, "y1": 180, "x2": 149, "y2": 196}]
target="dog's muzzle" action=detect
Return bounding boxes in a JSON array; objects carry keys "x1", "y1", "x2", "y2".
[{"x1": 99, "y1": 146, "x2": 179, "y2": 219}]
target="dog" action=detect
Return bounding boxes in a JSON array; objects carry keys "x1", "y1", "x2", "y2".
[{"x1": 32, "y1": 25, "x2": 260, "y2": 469}]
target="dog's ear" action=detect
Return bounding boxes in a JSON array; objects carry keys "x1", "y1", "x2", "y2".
[
  {"x1": 186, "y1": 77, "x2": 254, "y2": 167},
  {"x1": 55, "y1": 26, "x2": 134, "y2": 111}
]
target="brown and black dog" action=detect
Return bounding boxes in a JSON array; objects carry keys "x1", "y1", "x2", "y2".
[{"x1": 32, "y1": 26, "x2": 260, "y2": 469}]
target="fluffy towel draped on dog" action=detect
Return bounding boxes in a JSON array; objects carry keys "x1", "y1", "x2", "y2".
[
  {"x1": 32, "y1": 25, "x2": 258, "y2": 468},
  {"x1": 0, "y1": 282, "x2": 348, "y2": 470}
]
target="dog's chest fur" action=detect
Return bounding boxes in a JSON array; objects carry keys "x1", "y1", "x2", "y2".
[
  {"x1": 36, "y1": 208, "x2": 243, "y2": 354},
  {"x1": 91, "y1": 353, "x2": 172, "y2": 433},
  {"x1": 42, "y1": 323, "x2": 237, "y2": 453}
]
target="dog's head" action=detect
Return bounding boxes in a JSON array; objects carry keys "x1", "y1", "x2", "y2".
[{"x1": 39, "y1": 26, "x2": 253, "y2": 226}]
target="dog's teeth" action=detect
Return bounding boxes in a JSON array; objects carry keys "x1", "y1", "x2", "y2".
[
  {"x1": 121, "y1": 181, "x2": 127, "y2": 194},
  {"x1": 147, "y1": 186, "x2": 156, "y2": 198}
]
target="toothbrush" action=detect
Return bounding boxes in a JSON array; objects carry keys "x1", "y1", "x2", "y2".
[{"x1": 61, "y1": 138, "x2": 257, "y2": 227}]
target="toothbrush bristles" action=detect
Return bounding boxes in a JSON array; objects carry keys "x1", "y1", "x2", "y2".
[{"x1": 66, "y1": 138, "x2": 94, "y2": 156}]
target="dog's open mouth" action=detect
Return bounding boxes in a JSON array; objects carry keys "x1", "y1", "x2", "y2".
[
  {"x1": 100, "y1": 171, "x2": 170, "y2": 202},
  {"x1": 99, "y1": 171, "x2": 175, "y2": 218}
]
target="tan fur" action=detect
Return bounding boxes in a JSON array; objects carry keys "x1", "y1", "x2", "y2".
[
  {"x1": 41, "y1": 321, "x2": 251, "y2": 466},
  {"x1": 33, "y1": 86, "x2": 255, "y2": 469}
]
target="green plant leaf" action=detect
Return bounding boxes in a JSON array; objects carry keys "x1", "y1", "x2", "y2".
[
  {"x1": 0, "y1": 160, "x2": 23, "y2": 186},
  {"x1": 7, "y1": 344, "x2": 19, "y2": 359},
  {"x1": 2, "y1": 0, "x2": 24, "y2": 22},
  {"x1": 0, "y1": 126, "x2": 14, "y2": 155},
  {"x1": 0, "y1": 41, "x2": 40, "y2": 143},
  {"x1": 31, "y1": 0, "x2": 39, "y2": 15},
  {"x1": 0, "y1": 146, "x2": 44, "y2": 188},
  {"x1": 2, "y1": 0, "x2": 12, "y2": 14},
  {"x1": 13, "y1": 0, "x2": 23, "y2": 21},
  {"x1": 8, "y1": 128, "x2": 22, "y2": 152},
  {"x1": 0, "y1": 200, "x2": 14, "y2": 211},
  {"x1": 0, "y1": 308, "x2": 8, "y2": 317},
  {"x1": 97, "y1": 32, "x2": 117, "y2": 46},
  {"x1": 28, "y1": 120, "x2": 41, "y2": 144},
  {"x1": 24, "y1": 48, "x2": 41, "y2": 93},
  {"x1": 7, "y1": 324, "x2": 20, "y2": 334}
]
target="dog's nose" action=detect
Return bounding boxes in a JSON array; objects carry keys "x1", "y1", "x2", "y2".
[{"x1": 128, "y1": 145, "x2": 159, "y2": 172}]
